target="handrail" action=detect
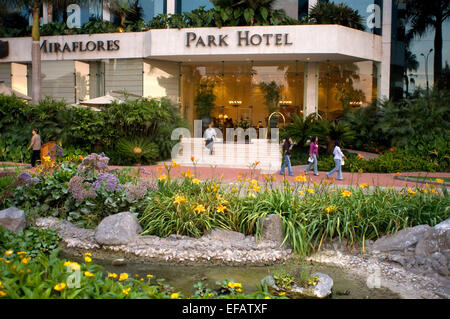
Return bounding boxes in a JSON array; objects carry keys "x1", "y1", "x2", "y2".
[{"x1": 266, "y1": 112, "x2": 286, "y2": 139}]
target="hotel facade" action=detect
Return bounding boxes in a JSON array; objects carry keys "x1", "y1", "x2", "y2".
[{"x1": 0, "y1": 0, "x2": 448, "y2": 129}]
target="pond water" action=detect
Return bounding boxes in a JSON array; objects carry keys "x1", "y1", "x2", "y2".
[{"x1": 61, "y1": 252, "x2": 400, "y2": 299}]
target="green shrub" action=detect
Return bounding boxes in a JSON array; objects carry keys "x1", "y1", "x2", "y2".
[
  {"x1": 0, "y1": 227, "x2": 60, "y2": 258},
  {"x1": 115, "y1": 138, "x2": 159, "y2": 165},
  {"x1": 317, "y1": 150, "x2": 440, "y2": 173}
]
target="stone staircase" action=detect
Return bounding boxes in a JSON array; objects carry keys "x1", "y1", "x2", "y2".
[{"x1": 171, "y1": 138, "x2": 282, "y2": 173}]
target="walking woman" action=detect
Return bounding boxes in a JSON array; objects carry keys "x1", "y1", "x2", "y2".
[
  {"x1": 27, "y1": 128, "x2": 41, "y2": 167},
  {"x1": 326, "y1": 140, "x2": 346, "y2": 180},
  {"x1": 304, "y1": 136, "x2": 319, "y2": 176},
  {"x1": 280, "y1": 137, "x2": 295, "y2": 176}
]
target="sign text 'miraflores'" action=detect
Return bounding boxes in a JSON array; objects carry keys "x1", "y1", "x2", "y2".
[
  {"x1": 40, "y1": 39, "x2": 120, "y2": 54},
  {"x1": 186, "y1": 31, "x2": 293, "y2": 47}
]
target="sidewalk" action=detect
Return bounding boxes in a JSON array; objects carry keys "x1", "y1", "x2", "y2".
[
  {"x1": 111, "y1": 164, "x2": 450, "y2": 188},
  {"x1": 3, "y1": 161, "x2": 448, "y2": 188}
]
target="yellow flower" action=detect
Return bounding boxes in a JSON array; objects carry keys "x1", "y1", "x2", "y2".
[
  {"x1": 265, "y1": 296, "x2": 271, "y2": 299},
  {"x1": 435, "y1": 178, "x2": 444, "y2": 184},
  {"x1": 252, "y1": 185, "x2": 261, "y2": 193},
  {"x1": 232, "y1": 187, "x2": 238, "y2": 193},
  {"x1": 341, "y1": 190, "x2": 352, "y2": 197},
  {"x1": 236, "y1": 288, "x2": 242, "y2": 293},
  {"x1": 4, "y1": 250, "x2": 13, "y2": 256},
  {"x1": 171, "y1": 293, "x2": 180, "y2": 299},
  {"x1": 396, "y1": 172, "x2": 401, "y2": 176},
  {"x1": 408, "y1": 188, "x2": 417, "y2": 195},
  {"x1": 248, "y1": 193, "x2": 256, "y2": 198},
  {"x1": 146, "y1": 274, "x2": 153, "y2": 278},
  {"x1": 84, "y1": 256, "x2": 92, "y2": 263},
  {"x1": 173, "y1": 195, "x2": 186, "y2": 205},
  {"x1": 298, "y1": 191, "x2": 305, "y2": 196},
  {"x1": 422, "y1": 188, "x2": 428, "y2": 194},
  {"x1": 307, "y1": 189, "x2": 314, "y2": 194},
  {"x1": 0, "y1": 291, "x2": 6, "y2": 297},
  {"x1": 79, "y1": 155, "x2": 84, "y2": 160},
  {"x1": 17, "y1": 251, "x2": 27, "y2": 256},
  {"x1": 171, "y1": 160, "x2": 181, "y2": 168},
  {"x1": 326, "y1": 206, "x2": 337, "y2": 214},
  {"x1": 158, "y1": 174, "x2": 167, "y2": 181},
  {"x1": 108, "y1": 273, "x2": 118, "y2": 279},
  {"x1": 119, "y1": 273, "x2": 129, "y2": 282},
  {"x1": 84, "y1": 271, "x2": 95, "y2": 277},
  {"x1": 194, "y1": 204, "x2": 206, "y2": 214},
  {"x1": 357, "y1": 154, "x2": 364, "y2": 160},
  {"x1": 133, "y1": 147, "x2": 142, "y2": 154},
  {"x1": 21, "y1": 257, "x2": 30, "y2": 264},
  {"x1": 64, "y1": 261, "x2": 81, "y2": 271},
  {"x1": 359, "y1": 183, "x2": 369, "y2": 188},
  {"x1": 217, "y1": 204, "x2": 226, "y2": 213},
  {"x1": 295, "y1": 175, "x2": 307, "y2": 183},
  {"x1": 123, "y1": 288, "x2": 131, "y2": 295},
  {"x1": 278, "y1": 292, "x2": 286, "y2": 296},
  {"x1": 192, "y1": 178, "x2": 201, "y2": 185},
  {"x1": 43, "y1": 156, "x2": 51, "y2": 162},
  {"x1": 431, "y1": 188, "x2": 436, "y2": 194},
  {"x1": 53, "y1": 283, "x2": 66, "y2": 291},
  {"x1": 84, "y1": 252, "x2": 92, "y2": 257},
  {"x1": 183, "y1": 169, "x2": 194, "y2": 178}
]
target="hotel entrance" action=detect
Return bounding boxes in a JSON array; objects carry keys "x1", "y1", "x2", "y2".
[{"x1": 180, "y1": 61, "x2": 305, "y2": 140}]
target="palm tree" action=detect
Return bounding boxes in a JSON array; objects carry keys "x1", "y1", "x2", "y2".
[
  {"x1": 107, "y1": 0, "x2": 142, "y2": 27},
  {"x1": 406, "y1": 0, "x2": 450, "y2": 86},
  {"x1": 0, "y1": 0, "x2": 82, "y2": 104},
  {"x1": 211, "y1": 0, "x2": 277, "y2": 25},
  {"x1": 308, "y1": 1, "x2": 364, "y2": 31}
]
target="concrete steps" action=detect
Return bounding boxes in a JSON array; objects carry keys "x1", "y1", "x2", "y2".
[{"x1": 172, "y1": 138, "x2": 282, "y2": 173}]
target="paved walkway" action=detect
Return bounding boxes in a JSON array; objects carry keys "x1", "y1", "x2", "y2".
[
  {"x1": 112, "y1": 164, "x2": 450, "y2": 188},
  {"x1": 3, "y1": 161, "x2": 449, "y2": 188}
]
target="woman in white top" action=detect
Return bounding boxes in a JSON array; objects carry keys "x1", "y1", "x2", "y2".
[
  {"x1": 326, "y1": 140, "x2": 346, "y2": 180},
  {"x1": 204, "y1": 122, "x2": 216, "y2": 155}
]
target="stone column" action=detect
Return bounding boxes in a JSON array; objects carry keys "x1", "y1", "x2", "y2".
[
  {"x1": 167, "y1": 0, "x2": 176, "y2": 14},
  {"x1": 380, "y1": 0, "x2": 392, "y2": 100},
  {"x1": 303, "y1": 62, "x2": 319, "y2": 117}
]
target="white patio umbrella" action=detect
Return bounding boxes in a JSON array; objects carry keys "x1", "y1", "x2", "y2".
[
  {"x1": 0, "y1": 82, "x2": 32, "y2": 101},
  {"x1": 79, "y1": 93, "x2": 124, "y2": 106}
]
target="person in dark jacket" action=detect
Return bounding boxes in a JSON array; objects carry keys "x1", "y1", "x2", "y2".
[{"x1": 280, "y1": 137, "x2": 295, "y2": 176}]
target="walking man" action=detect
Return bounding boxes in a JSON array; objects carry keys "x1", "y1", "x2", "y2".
[
  {"x1": 204, "y1": 122, "x2": 216, "y2": 155},
  {"x1": 27, "y1": 128, "x2": 41, "y2": 167}
]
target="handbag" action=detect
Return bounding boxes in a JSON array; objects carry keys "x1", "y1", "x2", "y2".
[
  {"x1": 341, "y1": 159, "x2": 345, "y2": 166},
  {"x1": 308, "y1": 156, "x2": 314, "y2": 163}
]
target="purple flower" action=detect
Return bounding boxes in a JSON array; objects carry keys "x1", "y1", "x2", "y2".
[
  {"x1": 77, "y1": 153, "x2": 110, "y2": 172},
  {"x1": 18, "y1": 172, "x2": 32, "y2": 182},
  {"x1": 68, "y1": 176, "x2": 96, "y2": 201},
  {"x1": 17, "y1": 172, "x2": 39, "y2": 185},
  {"x1": 92, "y1": 173, "x2": 121, "y2": 192},
  {"x1": 46, "y1": 144, "x2": 64, "y2": 158}
]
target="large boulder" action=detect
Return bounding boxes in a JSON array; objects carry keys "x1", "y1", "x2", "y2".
[
  {"x1": 261, "y1": 272, "x2": 333, "y2": 299},
  {"x1": 415, "y1": 219, "x2": 450, "y2": 258},
  {"x1": 203, "y1": 228, "x2": 245, "y2": 242},
  {"x1": 0, "y1": 207, "x2": 26, "y2": 233},
  {"x1": 94, "y1": 212, "x2": 142, "y2": 246},
  {"x1": 370, "y1": 225, "x2": 431, "y2": 253},
  {"x1": 259, "y1": 214, "x2": 285, "y2": 245}
]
